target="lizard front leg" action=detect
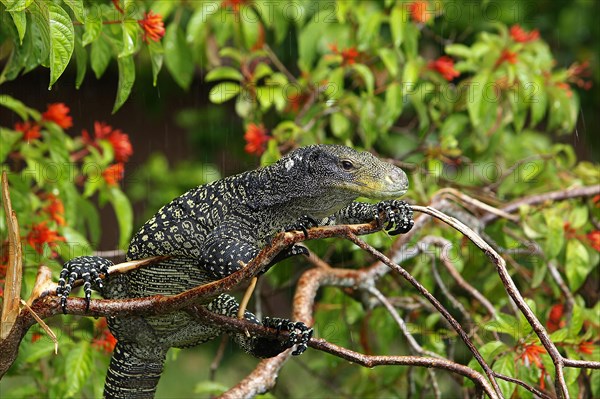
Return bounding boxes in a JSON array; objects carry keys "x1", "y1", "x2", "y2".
[
  {"x1": 322, "y1": 200, "x2": 414, "y2": 235},
  {"x1": 57, "y1": 256, "x2": 114, "y2": 313}
]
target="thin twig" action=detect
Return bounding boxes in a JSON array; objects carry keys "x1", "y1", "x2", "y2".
[{"x1": 481, "y1": 185, "x2": 600, "y2": 224}]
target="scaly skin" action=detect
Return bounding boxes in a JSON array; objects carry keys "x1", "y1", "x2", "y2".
[{"x1": 58, "y1": 145, "x2": 413, "y2": 398}]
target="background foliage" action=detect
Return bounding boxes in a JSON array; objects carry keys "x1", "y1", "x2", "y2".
[{"x1": 0, "y1": 0, "x2": 598, "y2": 397}]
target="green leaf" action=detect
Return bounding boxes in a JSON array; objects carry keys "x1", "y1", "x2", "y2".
[
  {"x1": 186, "y1": 0, "x2": 219, "y2": 43},
  {"x1": 568, "y1": 305, "x2": 584, "y2": 335},
  {"x1": 330, "y1": 112, "x2": 350, "y2": 138},
  {"x1": 495, "y1": 354, "x2": 516, "y2": 398},
  {"x1": 119, "y1": 20, "x2": 138, "y2": 58},
  {"x1": 5, "y1": 0, "x2": 32, "y2": 12},
  {"x1": 378, "y1": 48, "x2": 398, "y2": 77},
  {"x1": 29, "y1": 1, "x2": 50, "y2": 67},
  {"x1": 164, "y1": 24, "x2": 195, "y2": 90},
  {"x1": 327, "y1": 67, "x2": 344, "y2": 100},
  {"x1": 351, "y1": 64, "x2": 374, "y2": 96},
  {"x1": 205, "y1": 66, "x2": 243, "y2": 82},
  {"x1": 478, "y1": 341, "x2": 508, "y2": 361},
  {"x1": 0, "y1": 94, "x2": 40, "y2": 120},
  {"x1": 90, "y1": 35, "x2": 111, "y2": 78},
  {"x1": 251, "y1": 63, "x2": 273, "y2": 83},
  {"x1": 112, "y1": 55, "x2": 135, "y2": 113},
  {"x1": 467, "y1": 72, "x2": 490, "y2": 128},
  {"x1": 384, "y1": 82, "x2": 403, "y2": 123},
  {"x1": 402, "y1": 59, "x2": 419, "y2": 88},
  {"x1": 108, "y1": 186, "x2": 133, "y2": 250},
  {"x1": 543, "y1": 210, "x2": 564, "y2": 259},
  {"x1": 58, "y1": 226, "x2": 93, "y2": 258},
  {"x1": 73, "y1": 31, "x2": 87, "y2": 89},
  {"x1": 565, "y1": 239, "x2": 591, "y2": 291},
  {"x1": 568, "y1": 206, "x2": 588, "y2": 229},
  {"x1": 389, "y1": 5, "x2": 405, "y2": 48},
  {"x1": 62, "y1": 0, "x2": 84, "y2": 23},
  {"x1": 47, "y1": 1, "x2": 75, "y2": 88},
  {"x1": 76, "y1": 197, "x2": 101, "y2": 245},
  {"x1": 208, "y1": 82, "x2": 240, "y2": 104},
  {"x1": 64, "y1": 341, "x2": 93, "y2": 398},
  {"x1": 9, "y1": 10, "x2": 26, "y2": 44},
  {"x1": 82, "y1": 12, "x2": 102, "y2": 46},
  {"x1": 148, "y1": 40, "x2": 163, "y2": 87},
  {"x1": 444, "y1": 44, "x2": 472, "y2": 59},
  {"x1": 0, "y1": 128, "x2": 22, "y2": 162},
  {"x1": 529, "y1": 76, "x2": 547, "y2": 126}
]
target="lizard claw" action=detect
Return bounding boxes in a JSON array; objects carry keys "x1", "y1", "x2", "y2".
[
  {"x1": 262, "y1": 317, "x2": 313, "y2": 356},
  {"x1": 57, "y1": 256, "x2": 113, "y2": 314},
  {"x1": 284, "y1": 215, "x2": 319, "y2": 239},
  {"x1": 376, "y1": 200, "x2": 414, "y2": 235}
]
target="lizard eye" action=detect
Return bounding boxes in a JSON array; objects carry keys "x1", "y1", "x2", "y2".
[{"x1": 341, "y1": 160, "x2": 354, "y2": 170}]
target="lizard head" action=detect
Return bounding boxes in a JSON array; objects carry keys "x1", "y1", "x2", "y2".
[{"x1": 282, "y1": 145, "x2": 409, "y2": 200}]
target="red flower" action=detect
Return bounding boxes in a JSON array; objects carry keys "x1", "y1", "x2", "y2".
[
  {"x1": 409, "y1": 1, "x2": 431, "y2": 23},
  {"x1": 42, "y1": 194, "x2": 66, "y2": 226},
  {"x1": 92, "y1": 319, "x2": 117, "y2": 353},
  {"x1": 26, "y1": 222, "x2": 66, "y2": 254},
  {"x1": 593, "y1": 194, "x2": 600, "y2": 208},
  {"x1": 42, "y1": 103, "x2": 73, "y2": 129},
  {"x1": 244, "y1": 123, "x2": 269, "y2": 156},
  {"x1": 328, "y1": 44, "x2": 360, "y2": 66},
  {"x1": 587, "y1": 231, "x2": 600, "y2": 252},
  {"x1": 495, "y1": 49, "x2": 518, "y2": 67},
  {"x1": 14, "y1": 121, "x2": 42, "y2": 142},
  {"x1": 510, "y1": 25, "x2": 540, "y2": 43},
  {"x1": 102, "y1": 163, "x2": 125, "y2": 186},
  {"x1": 518, "y1": 343, "x2": 546, "y2": 368},
  {"x1": 578, "y1": 341, "x2": 595, "y2": 355},
  {"x1": 428, "y1": 56, "x2": 460, "y2": 81},
  {"x1": 83, "y1": 122, "x2": 133, "y2": 163},
  {"x1": 138, "y1": 11, "x2": 165, "y2": 43},
  {"x1": 546, "y1": 304, "x2": 565, "y2": 332},
  {"x1": 107, "y1": 129, "x2": 133, "y2": 163},
  {"x1": 222, "y1": 0, "x2": 248, "y2": 12}
]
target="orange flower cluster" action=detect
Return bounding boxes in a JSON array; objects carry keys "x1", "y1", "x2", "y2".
[
  {"x1": 102, "y1": 163, "x2": 125, "y2": 186},
  {"x1": 42, "y1": 103, "x2": 73, "y2": 129},
  {"x1": 13, "y1": 103, "x2": 73, "y2": 143},
  {"x1": 587, "y1": 230, "x2": 600, "y2": 252},
  {"x1": 495, "y1": 49, "x2": 518, "y2": 67},
  {"x1": 244, "y1": 123, "x2": 270, "y2": 156},
  {"x1": 14, "y1": 121, "x2": 41, "y2": 142},
  {"x1": 517, "y1": 343, "x2": 548, "y2": 389},
  {"x1": 92, "y1": 318, "x2": 117, "y2": 353},
  {"x1": 546, "y1": 304, "x2": 566, "y2": 332},
  {"x1": 510, "y1": 25, "x2": 540, "y2": 43},
  {"x1": 428, "y1": 56, "x2": 460, "y2": 81},
  {"x1": 138, "y1": 11, "x2": 165, "y2": 43},
  {"x1": 328, "y1": 44, "x2": 360, "y2": 66},
  {"x1": 221, "y1": 0, "x2": 248, "y2": 13},
  {"x1": 42, "y1": 193, "x2": 66, "y2": 226},
  {"x1": 82, "y1": 121, "x2": 133, "y2": 186},
  {"x1": 26, "y1": 222, "x2": 66, "y2": 254},
  {"x1": 409, "y1": 1, "x2": 431, "y2": 23}
]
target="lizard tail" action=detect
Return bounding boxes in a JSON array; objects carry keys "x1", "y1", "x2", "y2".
[{"x1": 104, "y1": 342, "x2": 166, "y2": 399}]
